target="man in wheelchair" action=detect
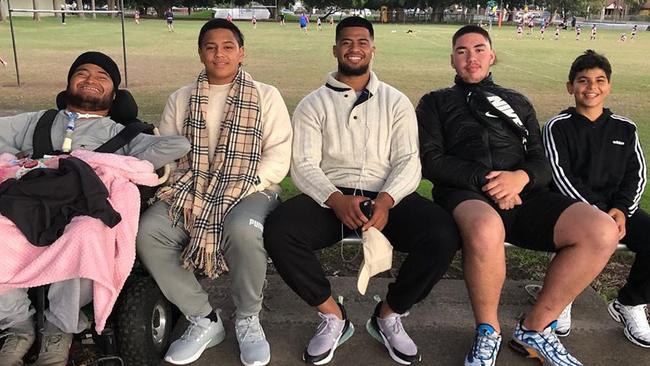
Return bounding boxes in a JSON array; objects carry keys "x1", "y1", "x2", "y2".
[{"x1": 0, "y1": 51, "x2": 190, "y2": 366}]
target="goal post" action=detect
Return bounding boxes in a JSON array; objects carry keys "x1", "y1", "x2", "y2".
[{"x1": 6, "y1": 0, "x2": 128, "y2": 87}]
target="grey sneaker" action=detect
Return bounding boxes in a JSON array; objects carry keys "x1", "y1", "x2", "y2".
[
  {"x1": 303, "y1": 302, "x2": 354, "y2": 365},
  {"x1": 556, "y1": 302, "x2": 573, "y2": 337},
  {"x1": 0, "y1": 318, "x2": 35, "y2": 366},
  {"x1": 366, "y1": 302, "x2": 420, "y2": 365},
  {"x1": 235, "y1": 315, "x2": 270, "y2": 366},
  {"x1": 32, "y1": 320, "x2": 73, "y2": 366},
  {"x1": 608, "y1": 299, "x2": 650, "y2": 348},
  {"x1": 164, "y1": 312, "x2": 226, "y2": 365}
]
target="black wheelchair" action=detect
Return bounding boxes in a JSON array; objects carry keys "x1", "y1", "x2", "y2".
[{"x1": 20, "y1": 89, "x2": 179, "y2": 366}]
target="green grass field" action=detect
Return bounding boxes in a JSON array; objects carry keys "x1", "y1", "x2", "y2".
[{"x1": 1, "y1": 16, "x2": 649, "y2": 207}]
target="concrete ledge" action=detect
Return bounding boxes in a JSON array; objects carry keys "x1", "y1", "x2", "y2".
[{"x1": 163, "y1": 276, "x2": 647, "y2": 365}]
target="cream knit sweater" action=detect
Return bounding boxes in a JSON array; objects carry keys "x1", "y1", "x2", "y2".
[
  {"x1": 291, "y1": 72, "x2": 421, "y2": 206},
  {"x1": 159, "y1": 80, "x2": 292, "y2": 195}
]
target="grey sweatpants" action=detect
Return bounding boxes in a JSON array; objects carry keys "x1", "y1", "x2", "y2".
[
  {"x1": 136, "y1": 191, "x2": 279, "y2": 319},
  {"x1": 0, "y1": 278, "x2": 93, "y2": 333}
]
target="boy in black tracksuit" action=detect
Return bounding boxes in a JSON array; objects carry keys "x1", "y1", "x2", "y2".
[{"x1": 543, "y1": 49, "x2": 650, "y2": 348}]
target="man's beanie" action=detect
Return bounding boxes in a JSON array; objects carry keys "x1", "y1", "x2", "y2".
[
  {"x1": 67, "y1": 51, "x2": 121, "y2": 90},
  {"x1": 335, "y1": 16, "x2": 374, "y2": 41}
]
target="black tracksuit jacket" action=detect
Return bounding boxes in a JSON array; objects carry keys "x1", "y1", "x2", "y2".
[
  {"x1": 542, "y1": 107, "x2": 647, "y2": 217},
  {"x1": 416, "y1": 75, "x2": 552, "y2": 200}
]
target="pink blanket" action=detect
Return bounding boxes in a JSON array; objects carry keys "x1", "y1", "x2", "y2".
[{"x1": 0, "y1": 150, "x2": 159, "y2": 333}]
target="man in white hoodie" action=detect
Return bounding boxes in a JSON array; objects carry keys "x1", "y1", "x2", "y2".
[{"x1": 264, "y1": 16, "x2": 460, "y2": 366}]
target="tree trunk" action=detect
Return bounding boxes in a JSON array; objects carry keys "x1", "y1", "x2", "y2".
[
  {"x1": 79, "y1": 0, "x2": 85, "y2": 17},
  {"x1": 187, "y1": 7, "x2": 191, "y2": 15},
  {"x1": 108, "y1": 0, "x2": 115, "y2": 18},
  {"x1": 433, "y1": 6, "x2": 443, "y2": 22},
  {"x1": 155, "y1": 6, "x2": 165, "y2": 18},
  {"x1": 0, "y1": 0, "x2": 6, "y2": 22},
  {"x1": 52, "y1": 0, "x2": 58, "y2": 17},
  {"x1": 32, "y1": 0, "x2": 40, "y2": 20},
  {"x1": 91, "y1": 0, "x2": 95, "y2": 18}
]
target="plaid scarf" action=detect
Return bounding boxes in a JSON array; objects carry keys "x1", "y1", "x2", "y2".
[{"x1": 156, "y1": 68, "x2": 262, "y2": 278}]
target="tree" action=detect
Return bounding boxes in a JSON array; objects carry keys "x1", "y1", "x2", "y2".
[
  {"x1": 543, "y1": 0, "x2": 598, "y2": 14},
  {"x1": 494, "y1": 0, "x2": 603, "y2": 15},
  {"x1": 180, "y1": 0, "x2": 213, "y2": 15},
  {"x1": 52, "y1": 0, "x2": 59, "y2": 18},
  {"x1": 109, "y1": 0, "x2": 115, "y2": 17},
  {"x1": 0, "y1": 0, "x2": 6, "y2": 21},
  {"x1": 139, "y1": 0, "x2": 173, "y2": 18},
  {"x1": 32, "y1": 0, "x2": 40, "y2": 20},
  {"x1": 302, "y1": 0, "x2": 352, "y2": 11}
]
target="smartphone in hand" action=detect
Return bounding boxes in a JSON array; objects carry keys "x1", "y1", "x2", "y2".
[{"x1": 360, "y1": 199, "x2": 373, "y2": 219}]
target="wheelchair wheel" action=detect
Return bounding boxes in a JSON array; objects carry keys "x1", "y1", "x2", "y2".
[{"x1": 114, "y1": 275, "x2": 175, "y2": 366}]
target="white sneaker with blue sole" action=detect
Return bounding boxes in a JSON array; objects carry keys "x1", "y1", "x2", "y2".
[
  {"x1": 509, "y1": 320, "x2": 583, "y2": 366},
  {"x1": 464, "y1": 323, "x2": 501, "y2": 366}
]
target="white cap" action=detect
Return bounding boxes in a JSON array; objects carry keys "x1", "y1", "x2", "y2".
[{"x1": 357, "y1": 227, "x2": 393, "y2": 295}]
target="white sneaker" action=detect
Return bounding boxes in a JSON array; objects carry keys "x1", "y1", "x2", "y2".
[
  {"x1": 164, "y1": 312, "x2": 226, "y2": 365},
  {"x1": 235, "y1": 315, "x2": 270, "y2": 366},
  {"x1": 608, "y1": 299, "x2": 650, "y2": 348},
  {"x1": 510, "y1": 320, "x2": 583, "y2": 366},
  {"x1": 464, "y1": 323, "x2": 501, "y2": 366},
  {"x1": 556, "y1": 302, "x2": 573, "y2": 337}
]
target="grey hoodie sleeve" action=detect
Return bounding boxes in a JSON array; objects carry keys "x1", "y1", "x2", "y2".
[
  {"x1": 121, "y1": 133, "x2": 190, "y2": 170},
  {"x1": 0, "y1": 112, "x2": 42, "y2": 155}
]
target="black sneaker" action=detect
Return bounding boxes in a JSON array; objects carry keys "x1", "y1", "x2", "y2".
[{"x1": 366, "y1": 301, "x2": 421, "y2": 365}]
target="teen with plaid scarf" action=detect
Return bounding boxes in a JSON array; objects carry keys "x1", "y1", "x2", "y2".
[{"x1": 137, "y1": 19, "x2": 292, "y2": 366}]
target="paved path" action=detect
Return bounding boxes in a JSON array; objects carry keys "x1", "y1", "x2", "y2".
[{"x1": 162, "y1": 276, "x2": 648, "y2": 365}]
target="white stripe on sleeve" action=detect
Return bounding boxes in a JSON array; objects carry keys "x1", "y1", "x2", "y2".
[{"x1": 543, "y1": 114, "x2": 590, "y2": 203}]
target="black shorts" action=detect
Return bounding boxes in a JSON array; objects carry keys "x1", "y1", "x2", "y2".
[{"x1": 435, "y1": 189, "x2": 577, "y2": 252}]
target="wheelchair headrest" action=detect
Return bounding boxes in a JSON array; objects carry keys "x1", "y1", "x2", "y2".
[{"x1": 56, "y1": 89, "x2": 139, "y2": 125}]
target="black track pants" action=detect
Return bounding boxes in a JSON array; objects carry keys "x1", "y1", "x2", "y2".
[{"x1": 264, "y1": 191, "x2": 460, "y2": 314}]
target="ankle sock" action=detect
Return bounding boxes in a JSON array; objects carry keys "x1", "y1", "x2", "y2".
[
  {"x1": 206, "y1": 310, "x2": 219, "y2": 323},
  {"x1": 477, "y1": 323, "x2": 497, "y2": 335},
  {"x1": 520, "y1": 319, "x2": 557, "y2": 332}
]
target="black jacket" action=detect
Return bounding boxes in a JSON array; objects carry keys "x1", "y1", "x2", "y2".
[
  {"x1": 0, "y1": 157, "x2": 122, "y2": 246},
  {"x1": 543, "y1": 108, "x2": 646, "y2": 217},
  {"x1": 416, "y1": 75, "x2": 551, "y2": 199}
]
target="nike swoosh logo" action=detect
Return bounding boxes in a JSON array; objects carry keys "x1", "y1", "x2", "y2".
[{"x1": 485, "y1": 111, "x2": 498, "y2": 118}]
